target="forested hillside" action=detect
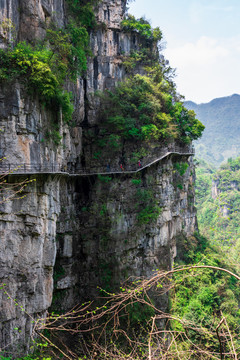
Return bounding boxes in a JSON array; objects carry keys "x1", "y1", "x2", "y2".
[
  {"x1": 185, "y1": 94, "x2": 240, "y2": 166},
  {"x1": 196, "y1": 157, "x2": 240, "y2": 268}
]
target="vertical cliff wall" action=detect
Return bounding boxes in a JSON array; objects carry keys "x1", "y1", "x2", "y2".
[
  {"x1": 0, "y1": 0, "x2": 198, "y2": 354},
  {"x1": 53, "y1": 155, "x2": 197, "y2": 311}
]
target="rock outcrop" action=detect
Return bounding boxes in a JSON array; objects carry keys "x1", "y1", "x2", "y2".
[
  {"x1": 0, "y1": 0, "x2": 198, "y2": 354},
  {"x1": 0, "y1": 175, "x2": 60, "y2": 352}
]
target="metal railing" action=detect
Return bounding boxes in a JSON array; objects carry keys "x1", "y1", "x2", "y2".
[
  {"x1": 0, "y1": 145, "x2": 194, "y2": 176},
  {"x1": 0, "y1": 163, "x2": 62, "y2": 174}
]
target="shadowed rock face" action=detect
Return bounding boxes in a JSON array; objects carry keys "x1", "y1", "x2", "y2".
[
  {"x1": 0, "y1": 0, "x2": 197, "y2": 353},
  {"x1": 53, "y1": 155, "x2": 197, "y2": 308}
]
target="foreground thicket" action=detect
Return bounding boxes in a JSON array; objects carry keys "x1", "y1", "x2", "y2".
[{"x1": 1, "y1": 233, "x2": 240, "y2": 359}]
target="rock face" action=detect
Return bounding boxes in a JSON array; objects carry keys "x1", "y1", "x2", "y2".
[
  {"x1": 0, "y1": 0, "x2": 197, "y2": 354},
  {"x1": 0, "y1": 175, "x2": 60, "y2": 351},
  {"x1": 53, "y1": 155, "x2": 197, "y2": 311}
]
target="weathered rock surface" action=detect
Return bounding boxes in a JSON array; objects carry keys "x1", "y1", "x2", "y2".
[
  {"x1": 54, "y1": 155, "x2": 197, "y2": 310},
  {"x1": 0, "y1": 175, "x2": 60, "y2": 351},
  {"x1": 0, "y1": 81, "x2": 83, "y2": 170},
  {"x1": 0, "y1": 0, "x2": 198, "y2": 354}
]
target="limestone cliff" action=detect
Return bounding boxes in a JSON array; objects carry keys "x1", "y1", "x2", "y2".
[{"x1": 0, "y1": 0, "x2": 198, "y2": 354}]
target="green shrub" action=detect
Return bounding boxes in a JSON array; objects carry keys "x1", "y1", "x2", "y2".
[
  {"x1": 170, "y1": 102, "x2": 205, "y2": 143},
  {"x1": 45, "y1": 24, "x2": 89, "y2": 81},
  {"x1": 0, "y1": 42, "x2": 73, "y2": 123},
  {"x1": 97, "y1": 73, "x2": 204, "y2": 147},
  {"x1": 174, "y1": 162, "x2": 189, "y2": 176},
  {"x1": 134, "y1": 188, "x2": 162, "y2": 225},
  {"x1": 172, "y1": 233, "x2": 240, "y2": 353},
  {"x1": 137, "y1": 204, "x2": 162, "y2": 224},
  {"x1": 0, "y1": 1, "x2": 98, "y2": 127},
  {"x1": 121, "y1": 15, "x2": 162, "y2": 42},
  {"x1": 65, "y1": 0, "x2": 99, "y2": 29},
  {"x1": 130, "y1": 148, "x2": 149, "y2": 163},
  {"x1": 131, "y1": 179, "x2": 142, "y2": 185},
  {"x1": 97, "y1": 174, "x2": 112, "y2": 183},
  {"x1": 123, "y1": 48, "x2": 158, "y2": 72}
]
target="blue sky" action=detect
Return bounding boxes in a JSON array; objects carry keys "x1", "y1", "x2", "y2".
[{"x1": 128, "y1": 0, "x2": 240, "y2": 103}]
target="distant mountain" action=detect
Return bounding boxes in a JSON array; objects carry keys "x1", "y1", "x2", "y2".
[{"x1": 185, "y1": 94, "x2": 240, "y2": 166}]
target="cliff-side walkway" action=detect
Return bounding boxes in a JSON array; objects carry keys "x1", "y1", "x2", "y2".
[{"x1": 0, "y1": 146, "x2": 194, "y2": 176}]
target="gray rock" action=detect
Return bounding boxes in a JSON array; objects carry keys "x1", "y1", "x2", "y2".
[{"x1": 0, "y1": 0, "x2": 198, "y2": 354}]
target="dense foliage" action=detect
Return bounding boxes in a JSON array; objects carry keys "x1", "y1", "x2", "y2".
[
  {"x1": 121, "y1": 14, "x2": 162, "y2": 43},
  {"x1": 0, "y1": 0, "x2": 98, "y2": 125},
  {"x1": 88, "y1": 15, "x2": 204, "y2": 161},
  {"x1": 172, "y1": 233, "x2": 240, "y2": 355},
  {"x1": 97, "y1": 72, "x2": 204, "y2": 149},
  {"x1": 65, "y1": 0, "x2": 99, "y2": 29},
  {"x1": 171, "y1": 157, "x2": 240, "y2": 356},
  {"x1": 0, "y1": 42, "x2": 74, "y2": 123},
  {"x1": 134, "y1": 185, "x2": 162, "y2": 225},
  {"x1": 196, "y1": 157, "x2": 240, "y2": 267}
]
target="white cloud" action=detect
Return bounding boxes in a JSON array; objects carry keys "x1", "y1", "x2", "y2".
[
  {"x1": 164, "y1": 36, "x2": 240, "y2": 103},
  {"x1": 228, "y1": 35, "x2": 240, "y2": 53},
  {"x1": 165, "y1": 37, "x2": 229, "y2": 67}
]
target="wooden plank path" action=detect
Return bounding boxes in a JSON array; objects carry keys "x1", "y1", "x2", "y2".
[{"x1": 0, "y1": 146, "x2": 194, "y2": 176}]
